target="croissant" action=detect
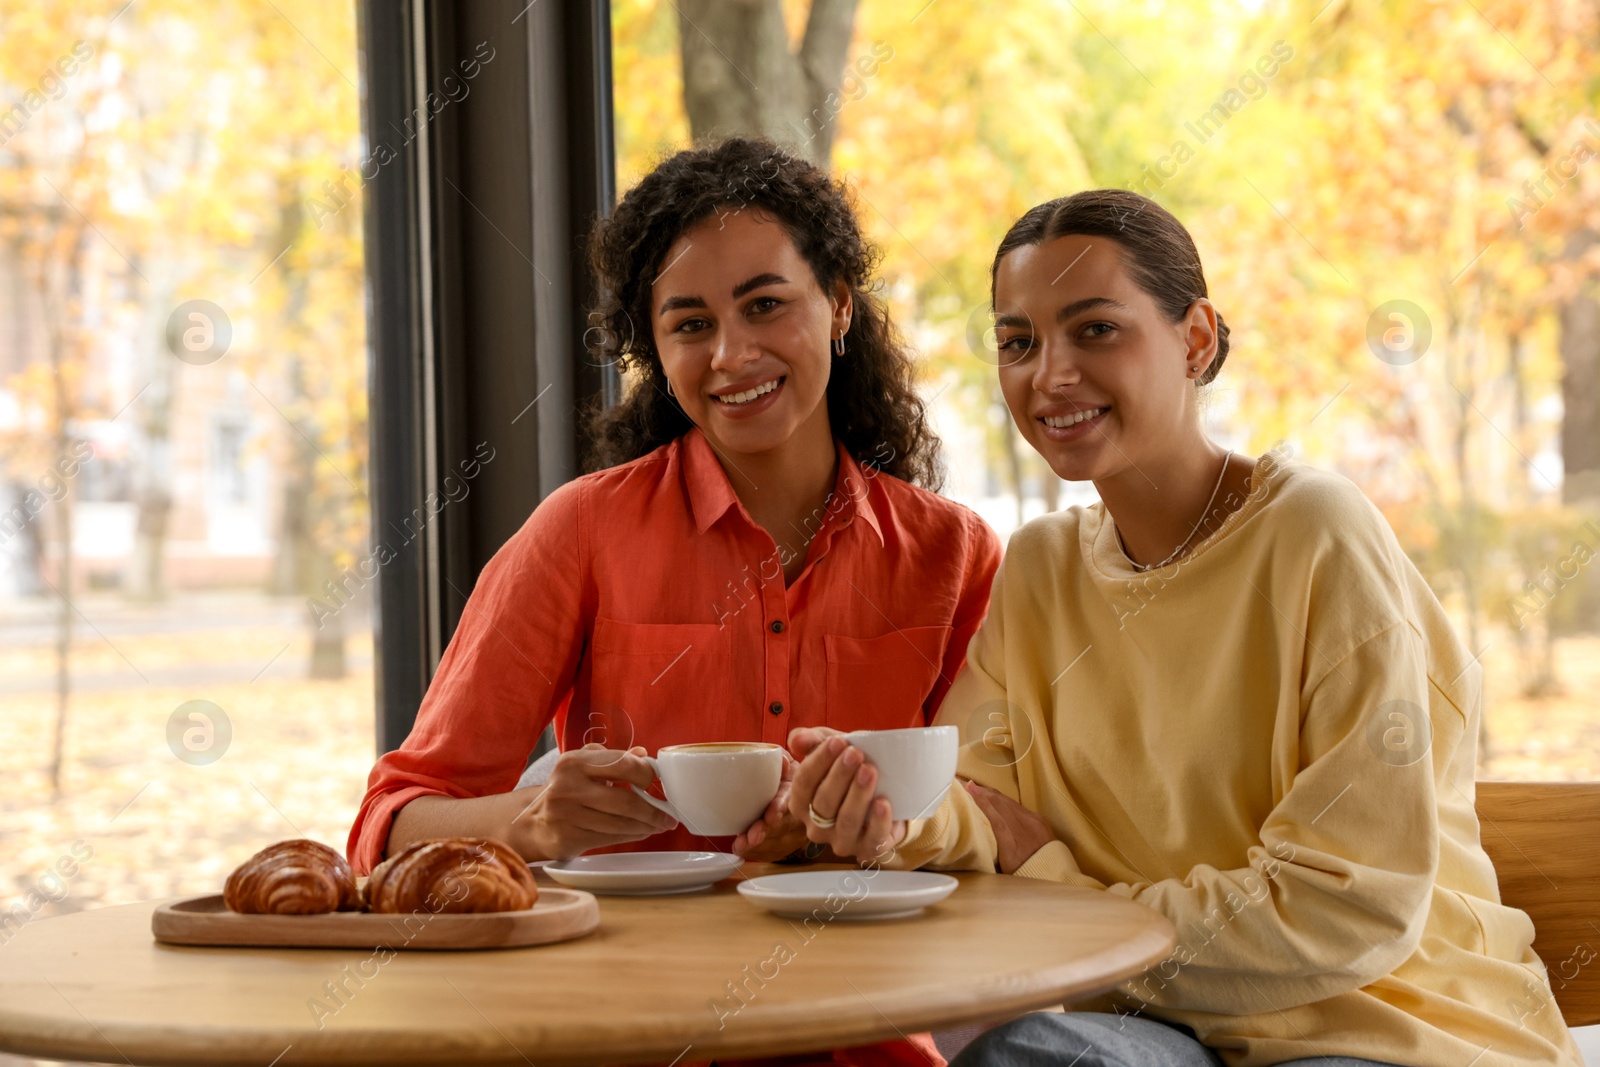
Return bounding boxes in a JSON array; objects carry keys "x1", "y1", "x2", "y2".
[
  {"x1": 224, "y1": 839, "x2": 361, "y2": 914},
  {"x1": 365, "y1": 837, "x2": 537, "y2": 914}
]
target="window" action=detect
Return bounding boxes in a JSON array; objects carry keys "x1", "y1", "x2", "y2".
[
  {"x1": 610, "y1": 0, "x2": 1600, "y2": 782},
  {"x1": 1, "y1": 1, "x2": 375, "y2": 922},
  {"x1": 211, "y1": 416, "x2": 251, "y2": 506}
]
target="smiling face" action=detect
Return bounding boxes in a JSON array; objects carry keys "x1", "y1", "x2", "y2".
[
  {"x1": 992, "y1": 235, "x2": 1217, "y2": 483},
  {"x1": 651, "y1": 210, "x2": 850, "y2": 461}
]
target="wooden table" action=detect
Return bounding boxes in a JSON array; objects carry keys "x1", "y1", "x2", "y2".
[{"x1": 0, "y1": 864, "x2": 1175, "y2": 1067}]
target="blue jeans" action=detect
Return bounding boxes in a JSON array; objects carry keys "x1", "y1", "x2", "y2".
[{"x1": 950, "y1": 1012, "x2": 1404, "y2": 1067}]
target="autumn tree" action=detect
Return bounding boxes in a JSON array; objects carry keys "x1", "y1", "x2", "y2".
[
  {"x1": 0, "y1": 0, "x2": 371, "y2": 803},
  {"x1": 676, "y1": 0, "x2": 860, "y2": 164},
  {"x1": 0, "y1": 4, "x2": 134, "y2": 795},
  {"x1": 616, "y1": 0, "x2": 1600, "y2": 732}
]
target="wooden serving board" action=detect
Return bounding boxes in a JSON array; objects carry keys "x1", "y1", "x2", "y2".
[{"x1": 150, "y1": 888, "x2": 600, "y2": 950}]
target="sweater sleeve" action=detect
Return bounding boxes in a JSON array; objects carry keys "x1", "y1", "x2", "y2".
[
  {"x1": 1099, "y1": 621, "x2": 1447, "y2": 1014},
  {"x1": 886, "y1": 540, "x2": 1129, "y2": 882},
  {"x1": 887, "y1": 559, "x2": 1015, "y2": 873},
  {"x1": 345, "y1": 479, "x2": 588, "y2": 874}
]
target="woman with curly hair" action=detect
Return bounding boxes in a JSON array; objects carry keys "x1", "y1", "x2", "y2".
[{"x1": 347, "y1": 140, "x2": 997, "y2": 1066}]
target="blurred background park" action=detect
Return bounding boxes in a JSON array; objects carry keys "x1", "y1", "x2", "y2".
[{"x1": 2, "y1": 0, "x2": 1599, "y2": 993}]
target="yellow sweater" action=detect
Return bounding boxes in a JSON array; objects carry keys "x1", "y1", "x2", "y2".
[{"x1": 895, "y1": 449, "x2": 1581, "y2": 1067}]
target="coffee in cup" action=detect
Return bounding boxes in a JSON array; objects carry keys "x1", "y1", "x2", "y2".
[{"x1": 630, "y1": 742, "x2": 784, "y2": 837}]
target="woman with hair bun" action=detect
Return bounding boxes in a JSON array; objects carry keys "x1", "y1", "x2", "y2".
[
  {"x1": 789, "y1": 191, "x2": 1582, "y2": 1067},
  {"x1": 349, "y1": 137, "x2": 1001, "y2": 1067}
]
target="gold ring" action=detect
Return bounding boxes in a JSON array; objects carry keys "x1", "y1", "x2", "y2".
[{"x1": 807, "y1": 804, "x2": 837, "y2": 829}]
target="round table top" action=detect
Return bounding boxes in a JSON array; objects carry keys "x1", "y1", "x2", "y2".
[{"x1": 0, "y1": 864, "x2": 1175, "y2": 1067}]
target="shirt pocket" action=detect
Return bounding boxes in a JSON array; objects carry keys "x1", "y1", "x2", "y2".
[
  {"x1": 824, "y1": 625, "x2": 952, "y2": 732},
  {"x1": 588, "y1": 618, "x2": 734, "y2": 742}
]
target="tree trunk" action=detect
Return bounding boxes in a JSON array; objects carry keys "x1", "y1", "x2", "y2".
[
  {"x1": 125, "y1": 305, "x2": 174, "y2": 601},
  {"x1": 1040, "y1": 463, "x2": 1061, "y2": 513},
  {"x1": 43, "y1": 229, "x2": 86, "y2": 799},
  {"x1": 16, "y1": 481, "x2": 47, "y2": 597},
  {"x1": 1444, "y1": 311, "x2": 1492, "y2": 759},
  {"x1": 676, "y1": 0, "x2": 859, "y2": 166},
  {"x1": 268, "y1": 353, "x2": 316, "y2": 597},
  {"x1": 123, "y1": 64, "x2": 207, "y2": 603},
  {"x1": 998, "y1": 391, "x2": 1024, "y2": 530},
  {"x1": 309, "y1": 591, "x2": 347, "y2": 679},
  {"x1": 268, "y1": 353, "x2": 348, "y2": 680},
  {"x1": 259, "y1": 176, "x2": 347, "y2": 680},
  {"x1": 1560, "y1": 229, "x2": 1600, "y2": 507},
  {"x1": 49, "y1": 482, "x2": 74, "y2": 799},
  {"x1": 1507, "y1": 330, "x2": 1562, "y2": 697},
  {"x1": 1556, "y1": 228, "x2": 1600, "y2": 639}
]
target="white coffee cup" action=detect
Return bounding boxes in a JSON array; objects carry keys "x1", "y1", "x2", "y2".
[
  {"x1": 630, "y1": 742, "x2": 784, "y2": 837},
  {"x1": 846, "y1": 725, "x2": 959, "y2": 820}
]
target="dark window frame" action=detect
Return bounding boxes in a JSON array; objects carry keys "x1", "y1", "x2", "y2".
[{"x1": 356, "y1": 0, "x2": 616, "y2": 754}]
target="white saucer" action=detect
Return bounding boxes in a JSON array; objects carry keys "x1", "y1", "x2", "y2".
[
  {"x1": 544, "y1": 851, "x2": 744, "y2": 895},
  {"x1": 736, "y1": 870, "x2": 958, "y2": 920}
]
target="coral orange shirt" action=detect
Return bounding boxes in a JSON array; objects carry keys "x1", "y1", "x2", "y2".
[{"x1": 348, "y1": 428, "x2": 1000, "y2": 874}]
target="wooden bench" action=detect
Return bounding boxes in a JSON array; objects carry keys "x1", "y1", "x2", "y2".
[{"x1": 1476, "y1": 782, "x2": 1600, "y2": 1027}]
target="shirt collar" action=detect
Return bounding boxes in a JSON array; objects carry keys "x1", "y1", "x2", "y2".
[
  {"x1": 680, "y1": 428, "x2": 885, "y2": 546},
  {"x1": 682, "y1": 428, "x2": 741, "y2": 534},
  {"x1": 835, "y1": 445, "x2": 886, "y2": 546}
]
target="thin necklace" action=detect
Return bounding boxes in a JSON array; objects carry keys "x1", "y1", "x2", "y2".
[{"x1": 1115, "y1": 450, "x2": 1233, "y2": 573}]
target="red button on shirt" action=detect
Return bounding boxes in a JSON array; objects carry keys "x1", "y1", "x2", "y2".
[{"x1": 347, "y1": 428, "x2": 1000, "y2": 874}]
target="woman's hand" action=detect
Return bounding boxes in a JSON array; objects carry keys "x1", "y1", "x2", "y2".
[
  {"x1": 508, "y1": 744, "x2": 677, "y2": 862},
  {"x1": 731, "y1": 754, "x2": 810, "y2": 861},
  {"x1": 965, "y1": 780, "x2": 1056, "y2": 874},
  {"x1": 786, "y1": 727, "x2": 907, "y2": 864}
]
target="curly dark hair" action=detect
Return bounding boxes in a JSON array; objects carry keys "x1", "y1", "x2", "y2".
[
  {"x1": 583, "y1": 137, "x2": 942, "y2": 488},
  {"x1": 992, "y1": 190, "x2": 1231, "y2": 386}
]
